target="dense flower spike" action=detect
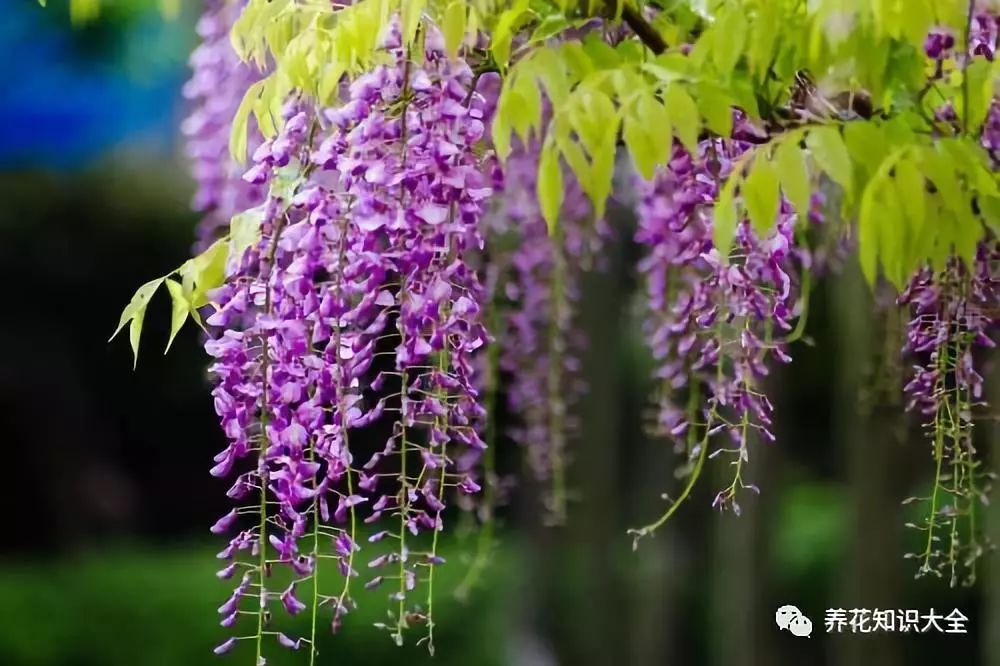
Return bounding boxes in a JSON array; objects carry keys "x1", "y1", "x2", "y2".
[
  {"x1": 630, "y1": 132, "x2": 803, "y2": 540},
  {"x1": 899, "y1": 246, "x2": 998, "y2": 586},
  {"x1": 202, "y1": 19, "x2": 494, "y2": 660},
  {"x1": 182, "y1": 0, "x2": 264, "y2": 248},
  {"x1": 318, "y1": 25, "x2": 493, "y2": 649}
]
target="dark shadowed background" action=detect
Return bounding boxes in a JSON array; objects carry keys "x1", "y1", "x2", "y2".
[{"x1": 2, "y1": 4, "x2": 999, "y2": 666}]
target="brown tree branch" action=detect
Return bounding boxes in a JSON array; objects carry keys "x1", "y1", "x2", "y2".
[{"x1": 606, "y1": 1, "x2": 667, "y2": 55}]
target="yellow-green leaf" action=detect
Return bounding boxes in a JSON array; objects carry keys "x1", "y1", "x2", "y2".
[
  {"x1": 230, "y1": 80, "x2": 266, "y2": 164},
  {"x1": 920, "y1": 146, "x2": 965, "y2": 217},
  {"x1": 230, "y1": 207, "x2": 265, "y2": 266},
  {"x1": 713, "y1": 9, "x2": 748, "y2": 75},
  {"x1": 665, "y1": 84, "x2": 699, "y2": 154},
  {"x1": 894, "y1": 158, "x2": 925, "y2": 238},
  {"x1": 857, "y1": 179, "x2": 881, "y2": 285},
  {"x1": 443, "y1": 0, "x2": 466, "y2": 59},
  {"x1": 696, "y1": 82, "x2": 733, "y2": 138},
  {"x1": 963, "y1": 59, "x2": 994, "y2": 131},
  {"x1": 774, "y1": 139, "x2": 810, "y2": 218},
  {"x1": 164, "y1": 279, "x2": 189, "y2": 354},
  {"x1": 748, "y1": 2, "x2": 779, "y2": 79},
  {"x1": 714, "y1": 179, "x2": 739, "y2": 259},
  {"x1": 110, "y1": 278, "x2": 164, "y2": 343},
  {"x1": 843, "y1": 121, "x2": 887, "y2": 178},
  {"x1": 538, "y1": 139, "x2": 564, "y2": 234},
  {"x1": 531, "y1": 49, "x2": 570, "y2": 106},
  {"x1": 743, "y1": 157, "x2": 780, "y2": 236},
  {"x1": 624, "y1": 93, "x2": 671, "y2": 180},
  {"x1": 401, "y1": 0, "x2": 427, "y2": 47},
  {"x1": 806, "y1": 126, "x2": 854, "y2": 199}
]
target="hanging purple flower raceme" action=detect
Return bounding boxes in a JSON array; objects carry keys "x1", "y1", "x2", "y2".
[
  {"x1": 486, "y1": 138, "x2": 601, "y2": 524},
  {"x1": 311, "y1": 23, "x2": 494, "y2": 649},
  {"x1": 205, "y1": 101, "x2": 334, "y2": 660},
  {"x1": 630, "y1": 130, "x2": 803, "y2": 541},
  {"x1": 182, "y1": 0, "x2": 265, "y2": 249},
  {"x1": 898, "y1": 244, "x2": 998, "y2": 585}
]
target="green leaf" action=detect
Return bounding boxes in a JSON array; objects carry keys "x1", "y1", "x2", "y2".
[
  {"x1": 400, "y1": 0, "x2": 426, "y2": 47},
  {"x1": 553, "y1": 121, "x2": 591, "y2": 194},
  {"x1": 857, "y1": 179, "x2": 881, "y2": 285},
  {"x1": 182, "y1": 239, "x2": 228, "y2": 309},
  {"x1": 714, "y1": 178, "x2": 739, "y2": 259},
  {"x1": 589, "y1": 131, "x2": 618, "y2": 220},
  {"x1": 110, "y1": 277, "x2": 165, "y2": 369},
  {"x1": 442, "y1": 0, "x2": 466, "y2": 59},
  {"x1": 537, "y1": 139, "x2": 564, "y2": 234},
  {"x1": 230, "y1": 207, "x2": 265, "y2": 266},
  {"x1": 773, "y1": 138, "x2": 810, "y2": 217},
  {"x1": 531, "y1": 48, "x2": 570, "y2": 106},
  {"x1": 920, "y1": 146, "x2": 965, "y2": 218},
  {"x1": 963, "y1": 59, "x2": 994, "y2": 131},
  {"x1": 491, "y1": 0, "x2": 529, "y2": 68},
  {"x1": 529, "y1": 14, "x2": 571, "y2": 43},
  {"x1": 743, "y1": 157, "x2": 780, "y2": 236},
  {"x1": 110, "y1": 278, "x2": 164, "y2": 342},
  {"x1": 713, "y1": 9, "x2": 748, "y2": 75},
  {"x1": 843, "y1": 121, "x2": 888, "y2": 178},
  {"x1": 230, "y1": 80, "x2": 266, "y2": 164},
  {"x1": 624, "y1": 92, "x2": 671, "y2": 180},
  {"x1": 491, "y1": 101, "x2": 512, "y2": 161},
  {"x1": 806, "y1": 126, "x2": 854, "y2": 199},
  {"x1": 876, "y1": 184, "x2": 907, "y2": 289},
  {"x1": 665, "y1": 84, "x2": 699, "y2": 154},
  {"x1": 164, "y1": 279, "x2": 190, "y2": 354},
  {"x1": 509, "y1": 73, "x2": 542, "y2": 143},
  {"x1": 899, "y1": 0, "x2": 933, "y2": 49},
  {"x1": 696, "y1": 82, "x2": 733, "y2": 137},
  {"x1": 748, "y1": 2, "x2": 779, "y2": 79},
  {"x1": 570, "y1": 90, "x2": 615, "y2": 158},
  {"x1": 894, "y1": 157, "x2": 925, "y2": 243},
  {"x1": 979, "y1": 195, "x2": 1000, "y2": 237}
]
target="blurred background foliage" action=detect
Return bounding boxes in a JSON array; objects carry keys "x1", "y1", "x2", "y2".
[{"x1": 2, "y1": 2, "x2": 1000, "y2": 665}]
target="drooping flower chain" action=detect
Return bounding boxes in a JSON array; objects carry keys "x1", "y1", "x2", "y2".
[
  {"x1": 631, "y1": 129, "x2": 803, "y2": 542},
  {"x1": 899, "y1": 245, "x2": 998, "y2": 585},
  {"x1": 204, "y1": 24, "x2": 493, "y2": 660},
  {"x1": 487, "y1": 139, "x2": 603, "y2": 524}
]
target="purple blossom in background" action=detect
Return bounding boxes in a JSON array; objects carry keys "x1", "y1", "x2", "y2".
[
  {"x1": 486, "y1": 139, "x2": 602, "y2": 522},
  {"x1": 182, "y1": 0, "x2": 264, "y2": 249}
]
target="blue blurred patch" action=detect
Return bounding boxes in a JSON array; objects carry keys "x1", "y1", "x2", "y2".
[{"x1": 0, "y1": 6, "x2": 190, "y2": 169}]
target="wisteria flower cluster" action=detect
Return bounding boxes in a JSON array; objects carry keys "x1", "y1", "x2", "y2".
[
  {"x1": 201, "y1": 23, "x2": 495, "y2": 660},
  {"x1": 486, "y1": 139, "x2": 604, "y2": 523},
  {"x1": 137, "y1": 0, "x2": 1000, "y2": 659},
  {"x1": 899, "y1": 246, "x2": 998, "y2": 586},
  {"x1": 629, "y1": 131, "x2": 803, "y2": 540}
]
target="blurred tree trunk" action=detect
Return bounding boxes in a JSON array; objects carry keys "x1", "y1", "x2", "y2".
[
  {"x1": 984, "y1": 351, "x2": 1000, "y2": 666},
  {"x1": 560, "y1": 225, "x2": 629, "y2": 666},
  {"x1": 622, "y1": 331, "x2": 683, "y2": 666},
  {"x1": 830, "y1": 265, "x2": 903, "y2": 666},
  {"x1": 707, "y1": 431, "x2": 776, "y2": 666}
]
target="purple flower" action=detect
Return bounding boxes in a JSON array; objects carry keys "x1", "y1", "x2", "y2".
[{"x1": 182, "y1": 0, "x2": 265, "y2": 249}]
